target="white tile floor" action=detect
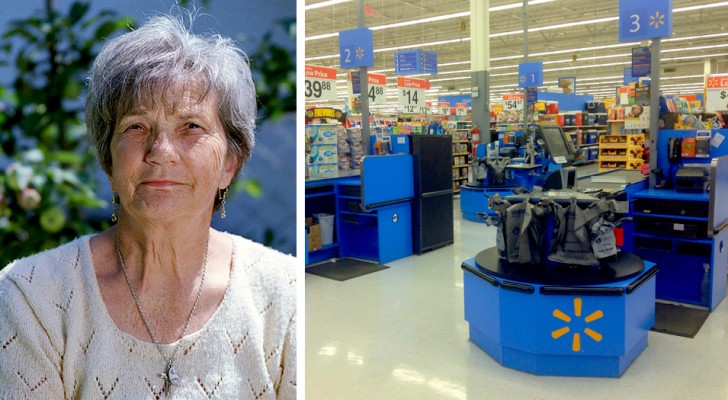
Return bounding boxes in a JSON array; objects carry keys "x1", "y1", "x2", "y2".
[{"x1": 305, "y1": 198, "x2": 728, "y2": 400}]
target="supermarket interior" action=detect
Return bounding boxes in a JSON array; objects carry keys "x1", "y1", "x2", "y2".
[{"x1": 303, "y1": 1, "x2": 728, "y2": 399}]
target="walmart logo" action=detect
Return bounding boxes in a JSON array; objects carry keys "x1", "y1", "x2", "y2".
[{"x1": 551, "y1": 298, "x2": 603, "y2": 352}]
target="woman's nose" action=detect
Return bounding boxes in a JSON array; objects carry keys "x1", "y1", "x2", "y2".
[{"x1": 145, "y1": 131, "x2": 179, "y2": 164}]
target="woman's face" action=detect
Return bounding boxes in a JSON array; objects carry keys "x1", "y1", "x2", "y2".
[{"x1": 109, "y1": 85, "x2": 237, "y2": 223}]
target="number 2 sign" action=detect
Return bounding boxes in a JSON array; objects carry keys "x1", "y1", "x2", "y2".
[{"x1": 619, "y1": 0, "x2": 672, "y2": 42}]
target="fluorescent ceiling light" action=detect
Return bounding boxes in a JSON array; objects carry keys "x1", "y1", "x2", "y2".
[
  {"x1": 304, "y1": 0, "x2": 351, "y2": 11},
  {"x1": 373, "y1": 12, "x2": 470, "y2": 30},
  {"x1": 305, "y1": 0, "x2": 555, "y2": 41},
  {"x1": 674, "y1": 1, "x2": 728, "y2": 12}
]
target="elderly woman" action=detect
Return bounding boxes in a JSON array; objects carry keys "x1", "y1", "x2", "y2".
[{"x1": 0, "y1": 15, "x2": 296, "y2": 399}]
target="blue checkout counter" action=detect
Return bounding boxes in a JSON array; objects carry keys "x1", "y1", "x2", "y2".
[
  {"x1": 305, "y1": 154, "x2": 414, "y2": 265},
  {"x1": 462, "y1": 248, "x2": 658, "y2": 377},
  {"x1": 462, "y1": 129, "x2": 728, "y2": 377}
]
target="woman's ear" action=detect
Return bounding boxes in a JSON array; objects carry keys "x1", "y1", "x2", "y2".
[{"x1": 220, "y1": 153, "x2": 240, "y2": 188}]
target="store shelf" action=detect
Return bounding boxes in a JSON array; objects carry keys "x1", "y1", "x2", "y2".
[
  {"x1": 598, "y1": 134, "x2": 645, "y2": 171},
  {"x1": 631, "y1": 212, "x2": 708, "y2": 222},
  {"x1": 452, "y1": 135, "x2": 470, "y2": 191},
  {"x1": 631, "y1": 189, "x2": 726, "y2": 310}
]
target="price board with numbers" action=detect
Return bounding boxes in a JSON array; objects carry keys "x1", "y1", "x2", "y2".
[
  {"x1": 619, "y1": 0, "x2": 672, "y2": 42},
  {"x1": 305, "y1": 65, "x2": 338, "y2": 102},
  {"x1": 398, "y1": 77, "x2": 430, "y2": 114},
  {"x1": 706, "y1": 74, "x2": 728, "y2": 112},
  {"x1": 366, "y1": 73, "x2": 387, "y2": 105},
  {"x1": 455, "y1": 103, "x2": 468, "y2": 116},
  {"x1": 438, "y1": 102, "x2": 451, "y2": 115},
  {"x1": 502, "y1": 94, "x2": 524, "y2": 111}
]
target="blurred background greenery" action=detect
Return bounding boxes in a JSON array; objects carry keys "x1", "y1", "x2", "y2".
[{"x1": 0, "y1": 1, "x2": 296, "y2": 267}]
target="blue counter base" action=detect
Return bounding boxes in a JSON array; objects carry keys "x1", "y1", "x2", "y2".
[
  {"x1": 470, "y1": 326, "x2": 647, "y2": 377},
  {"x1": 463, "y1": 256, "x2": 657, "y2": 378},
  {"x1": 461, "y1": 185, "x2": 517, "y2": 222}
]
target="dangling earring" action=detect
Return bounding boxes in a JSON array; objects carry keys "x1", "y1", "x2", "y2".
[
  {"x1": 218, "y1": 187, "x2": 228, "y2": 219},
  {"x1": 111, "y1": 192, "x2": 119, "y2": 222}
]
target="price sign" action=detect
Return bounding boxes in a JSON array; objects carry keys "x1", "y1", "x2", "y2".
[
  {"x1": 502, "y1": 94, "x2": 524, "y2": 110},
  {"x1": 706, "y1": 74, "x2": 728, "y2": 112},
  {"x1": 518, "y1": 61, "x2": 543, "y2": 88},
  {"x1": 619, "y1": 0, "x2": 673, "y2": 42},
  {"x1": 338, "y1": 28, "x2": 374, "y2": 69},
  {"x1": 305, "y1": 65, "x2": 338, "y2": 102},
  {"x1": 455, "y1": 103, "x2": 468, "y2": 116},
  {"x1": 438, "y1": 101, "x2": 451, "y2": 115},
  {"x1": 398, "y1": 77, "x2": 429, "y2": 114},
  {"x1": 366, "y1": 73, "x2": 387, "y2": 105}
]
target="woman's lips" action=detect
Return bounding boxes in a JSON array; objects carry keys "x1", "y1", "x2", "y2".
[{"x1": 141, "y1": 180, "x2": 183, "y2": 187}]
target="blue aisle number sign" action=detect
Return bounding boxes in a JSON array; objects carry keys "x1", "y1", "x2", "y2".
[
  {"x1": 339, "y1": 28, "x2": 374, "y2": 69},
  {"x1": 518, "y1": 62, "x2": 543, "y2": 88},
  {"x1": 619, "y1": 0, "x2": 673, "y2": 42}
]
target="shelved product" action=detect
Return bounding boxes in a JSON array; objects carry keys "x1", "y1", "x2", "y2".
[
  {"x1": 306, "y1": 124, "x2": 339, "y2": 177},
  {"x1": 597, "y1": 133, "x2": 645, "y2": 171},
  {"x1": 451, "y1": 129, "x2": 471, "y2": 193}
]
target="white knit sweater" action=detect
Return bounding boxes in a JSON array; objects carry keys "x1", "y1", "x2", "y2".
[{"x1": 0, "y1": 233, "x2": 297, "y2": 399}]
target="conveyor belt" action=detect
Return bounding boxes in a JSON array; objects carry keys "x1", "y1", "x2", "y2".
[{"x1": 576, "y1": 166, "x2": 646, "y2": 193}]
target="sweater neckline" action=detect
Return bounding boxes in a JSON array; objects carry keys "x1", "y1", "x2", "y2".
[{"x1": 80, "y1": 233, "x2": 238, "y2": 348}]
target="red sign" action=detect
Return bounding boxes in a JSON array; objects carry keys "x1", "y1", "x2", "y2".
[
  {"x1": 397, "y1": 76, "x2": 430, "y2": 90},
  {"x1": 368, "y1": 73, "x2": 387, "y2": 86},
  {"x1": 707, "y1": 75, "x2": 728, "y2": 89},
  {"x1": 456, "y1": 103, "x2": 468, "y2": 109},
  {"x1": 502, "y1": 94, "x2": 524, "y2": 101},
  {"x1": 305, "y1": 65, "x2": 337, "y2": 80},
  {"x1": 438, "y1": 102, "x2": 450, "y2": 108}
]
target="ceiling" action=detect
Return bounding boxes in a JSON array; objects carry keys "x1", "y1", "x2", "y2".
[{"x1": 304, "y1": 0, "x2": 728, "y2": 111}]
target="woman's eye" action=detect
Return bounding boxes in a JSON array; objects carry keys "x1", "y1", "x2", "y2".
[
  {"x1": 128, "y1": 124, "x2": 144, "y2": 131},
  {"x1": 187, "y1": 123, "x2": 202, "y2": 129}
]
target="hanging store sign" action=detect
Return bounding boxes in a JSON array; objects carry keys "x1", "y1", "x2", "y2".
[
  {"x1": 366, "y1": 73, "x2": 387, "y2": 105},
  {"x1": 706, "y1": 74, "x2": 728, "y2": 112},
  {"x1": 619, "y1": 0, "x2": 673, "y2": 42},
  {"x1": 350, "y1": 71, "x2": 387, "y2": 105},
  {"x1": 455, "y1": 103, "x2": 468, "y2": 116},
  {"x1": 398, "y1": 77, "x2": 429, "y2": 114},
  {"x1": 305, "y1": 65, "x2": 338, "y2": 102},
  {"x1": 518, "y1": 61, "x2": 543, "y2": 88},
  {"x1": 438, "y1": 102, "x2": 451, "y2": 115},
  {"x1": 502, "y1": 94, "x2": 524, "y2": 111},
  {"x1": 631, "y1": 47, "x2": 652, "y2": 77},
  {"x1": 394, "y1": 50, "x2": 438, "y2": 75},
  {"x1": 338, "y1": 28, "x2": 374, "y2": 69}
]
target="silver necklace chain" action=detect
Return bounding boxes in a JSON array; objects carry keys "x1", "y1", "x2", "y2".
[{"x1": 116, "y1": 235, "x2": 209, "y2": 395}]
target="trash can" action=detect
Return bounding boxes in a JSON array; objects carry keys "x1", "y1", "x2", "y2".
[{"x1": 314, "y1": 213, "x2": 335, "y2": 245}]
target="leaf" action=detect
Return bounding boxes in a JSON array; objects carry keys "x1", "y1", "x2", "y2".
[
  {"x1": 93, "y1": 17, "x2": 132, "y2": 40},
  {"x1": 68, "y1": 2, "x2": 90, "y2": 25},
  {"x1": 234, "y1": 178, "x2": 263, "y2": 198}
]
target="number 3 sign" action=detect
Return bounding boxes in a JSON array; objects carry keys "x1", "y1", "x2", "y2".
[{"x1": 619, "y1": 0, "x2": 672, "y2": 42}]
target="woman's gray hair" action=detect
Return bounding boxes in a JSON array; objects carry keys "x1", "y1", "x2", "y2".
[{"x1": 86, "y1": 15, "x2": 256, "y2": 205}]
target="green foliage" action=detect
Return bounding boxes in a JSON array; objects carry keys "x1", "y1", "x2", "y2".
[
  {"x1": 0, "y1": 2, "x2": 131, "y2": 266},
  {"x1": 251, "y1": 18, "x2": 296, "y2": 123}
]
